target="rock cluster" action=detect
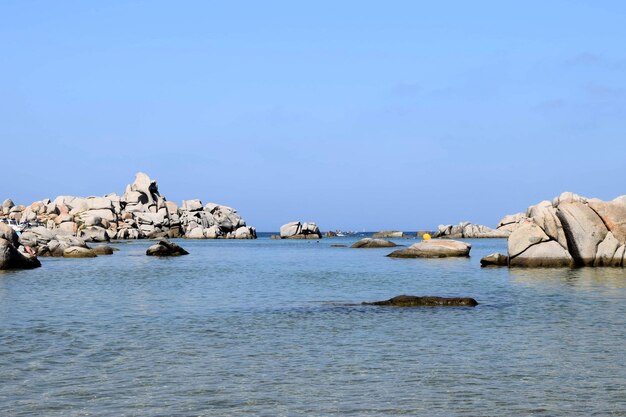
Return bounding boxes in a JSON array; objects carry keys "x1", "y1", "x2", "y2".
[
  {"x1": 279, "y1": 222, "x2": 321, "y2": 239},
  {"x1": 0, "y1": 223, "x2": 41, "y2": 270},
  {"x1": 507, "y1": 192, "x2": 626, "y2": 267},
  {"x1": 387, "y1": 239, "x2": 471, "y2": 258},
  {"x1": 0, "y1": 172, "x2": 256, "y2": 243},
  {"x1": 434, "y1": 222, "x2": 510, "y2": 238}
]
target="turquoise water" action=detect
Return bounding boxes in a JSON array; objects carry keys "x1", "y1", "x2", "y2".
[{"x1": 1, "y1": 236, "x2": 625, "y2": 416}]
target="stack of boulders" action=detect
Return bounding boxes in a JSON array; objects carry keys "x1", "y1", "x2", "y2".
[
  {"x1": 434, "y1": 222, "x2": 510, "y2": 238},
  {"x1": 494, "y1": 192, "x2": 626, "y2": 267},
  {"x1": 0, "y1": 172, "x2": 256, "y2": 243},
  {"x1": 180, "y1": 200, "x2": 256, "y2": 239},
  {"x1": 279, "y1": 222, "x2": 321, "y2": 239},
  {"x1": 0, "y1": 223, "x2": 41, "y2": 270}
]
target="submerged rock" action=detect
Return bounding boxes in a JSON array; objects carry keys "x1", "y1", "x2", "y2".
[
  {"x1": 146, "y1": 239, "x2": 189, "y2": 257},
  {"x1": 350, "y1": 238, "x2": 398, "y2": 248},
  {"x1": 363, "y1": 295, "x2": 478, "y2": 307},
  {"x1": 387, "y1": 239, "x2": 471, "y2": 258},
  {"x1": 480, "y1": 252, "x2": 509, "y2": 267}
]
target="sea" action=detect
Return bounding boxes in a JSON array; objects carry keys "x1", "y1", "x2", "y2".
[{"x1": 1, "y1": 234, "x2": 625, "y2": 416}]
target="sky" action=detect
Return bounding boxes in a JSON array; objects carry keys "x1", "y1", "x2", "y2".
[{"x1": 1, "y1": 1, "x2": 625, "y2": 231}]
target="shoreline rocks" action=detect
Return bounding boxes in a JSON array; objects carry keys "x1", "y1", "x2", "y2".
[
  {"x1": 387, "y1": 239, "x2": 471, "y2": 258},
  {"x1": 363, "y1": 295, "x2": 478, "y2": 307},
  {"x1": 1, "y1": 172, "x2": 257, "y2": 243}
]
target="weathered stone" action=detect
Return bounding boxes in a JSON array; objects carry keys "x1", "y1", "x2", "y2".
[
  {"x1": 0, "y1": 222, "x2": 20, "y2": 247},
  {"x1": 0, "y1": 238, "x2": 41, "y2": 270},
  {"x1": 363, "y1": 295, "x2": 478, "y2": 307},
  {"x1": 594, "y1": 232, "x2": 621, "y2": 267},
  {"x1": 63, "y1": 246, "x2": 97, "y2": 258},
  {"x1": 186, "y1": 227, "x2": 205, "y2": 239},
  {"x1": 146, "y1": 239, "x2": 189, "y2": 256},
  {"x1": 556, "y1": 202, "x2": 607, "y2": 266},
  {"x1": 526, "y1": 201, "x2": 568, "y2": 249},
  {"x1": 280, "y1": 222, "x2": 302, "y2": 238},
  {"x1": 350, "y1": 238, "x2": 398, "y2": 248},
  {"x1": 480, "y1": 252, "x2": 508, "y2": 267},
  {"x1": 79, "y1": 226, "x2": 110, "y2": 242},
  {"x1": 373, "y1": 230, "x2": 405, "y2": 238},
  {"x1": 387, "y1": 240, "x2": 471, "y2": 258},
  {"x1": 509, "y1": 241, "x2": 574, "y2": 267},
  {"x1": 92, "y1": 245, "x2": 117, "y2": 255},
  {"x1": 435, "y1": 222, "x2": 509, "y2": 238},
  {"x1": 587, "y1": 197, "x2": 626, "y2": 243},
  {"x1": 507, "y1": 221, "x2": 550, "y2": 258}
]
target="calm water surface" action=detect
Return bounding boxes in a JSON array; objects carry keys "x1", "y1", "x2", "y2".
[{"x1": 1, "y1": 236, "x2": 625, "y2": 416}]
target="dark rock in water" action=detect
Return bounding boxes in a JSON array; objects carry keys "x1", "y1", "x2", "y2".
[
  {"x1": 0, "y1": 238, "x2": 41, "y2": 270},
  {"x1": 146, "y1": 238, "x2": 189, "y2": 256},
  {"x1": 480, "y1": 252, "x2": 508, "y2": 267},
  {"x1": 331, "y1": 244, "x2": 347, "y2": 247},
  {"x1": 363, "y1": 295, "x2": 478, "y2": 307},
  {"x1": 351, "y1": 238, "x2": 398, "y2": 248},
  {"x1": 92, "y1": 245, "x2": 118, "y2": 255}
]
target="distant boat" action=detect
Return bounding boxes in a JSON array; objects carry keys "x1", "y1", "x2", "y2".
[{"x1": 1, "y1": 219, "x2": 28, "y2": 234}]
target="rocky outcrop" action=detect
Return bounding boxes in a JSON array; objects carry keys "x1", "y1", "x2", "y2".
[
  {"x1": 180, "y1": 201, "x2": 256, "y2": 240},
  {"x1": 372, "y1": 231, "x2": 405, "y2": 238},
  {"x1": 279, "y1": 222, "x2": 321, "y2": 239},
  {"x1": 146, "y1": 239, "x2": 189, "y2": 257},
  {"x1": 63, "y1": 247, "x2": 97, "y2": 258},
  {"x1": 434, "y1": 222, "x2": 510, "y2": 238},
  {"x1": 0, "y1": 223, "x2": 41, "y2": 270},
  {"x1": 350, "y1": 238, "x2": 398, "y2": 248},
  {"x1": 363, "y1": 295, "x2": 478, "y2": 307},
  {"x1": 507, "y1": 192, "x2": 626, "y2": 267},
  {"x1": 1, "y1": 172, "x2": 257, "y2": 243},
  {"x1": 387, "y1": 239, "x2": 471, "y2": 258},
  {"x1": 496, "y1": 213, "x2": 527, "y2": 234}
]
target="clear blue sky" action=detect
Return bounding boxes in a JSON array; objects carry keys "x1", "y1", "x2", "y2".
[{"x1": 2, "y1": 1, "x2": 625, "y2": 231}]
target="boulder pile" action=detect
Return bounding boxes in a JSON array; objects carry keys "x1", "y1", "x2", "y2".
[
  {"x1": 434, "y1": 222, "x2": 510, "y2": 238},
  {"x1": 506, "y1": 192, "x2": 626, "y2": 267},
  {"x1": 279, "y1": 222, "x2": 321, "y2": 239},
  {"x1": 0, "y1": 172, "x2": 256, "y2": 243}
]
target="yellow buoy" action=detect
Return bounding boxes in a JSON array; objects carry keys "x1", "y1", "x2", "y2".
[{"x1": 423, "y1": 233, "x2": 431, "y2": 240}]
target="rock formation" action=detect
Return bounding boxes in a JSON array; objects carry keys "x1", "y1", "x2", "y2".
[
  {"x1": 434, "y1": 222, "x2": 510, "y2": 238},
  {"x1": 507, "y1": 192, "x2": 626, "y2": 267},
  {"x1": 363, "y1": 295, "x2": 478, "y2": 307},
  {"x1": 350, "y1": 238, "x2": 398, "y2": 248},
  {"x1": 387, "y1": 239, "x2": 471, "y2": 258},
  {"x1": 0, "y1": 172, "x2": 257, "y2": 243},
  {"x1": 146, "y1": 239, "x2": 189, "y2": 256},
  {"x1": 373, "y1": 231, "x2": 405, "y2": 238},
  {"x1": 480, "y1": 252, "x2": 509, "y2": 267},
  {"x1": 0, "y1": 223, "x2": 41, "y2": 270},
  {"x1": 279, "y1": 222, "x2": 321, "y2": 239}
]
